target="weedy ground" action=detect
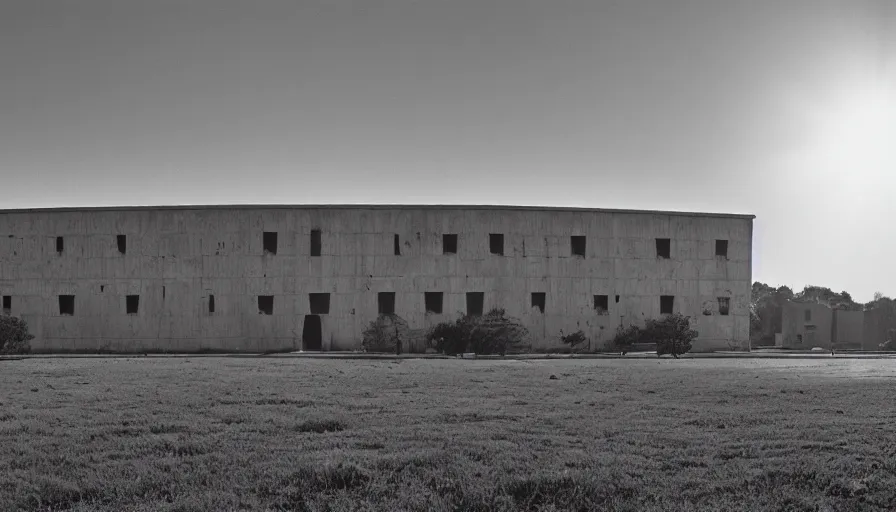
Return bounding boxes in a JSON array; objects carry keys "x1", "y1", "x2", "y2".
[{"x1": 1, "y1": 356, "x2": 895, "y2": 511}]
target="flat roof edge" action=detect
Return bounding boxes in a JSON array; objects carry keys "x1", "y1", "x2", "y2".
[{"x1": 0, "y1": 204, "x2": 756, "y2": 219}]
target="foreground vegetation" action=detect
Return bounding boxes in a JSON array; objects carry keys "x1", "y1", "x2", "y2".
[{"x1": 2, "y1": 357, "x2": 896, "y2": 511}]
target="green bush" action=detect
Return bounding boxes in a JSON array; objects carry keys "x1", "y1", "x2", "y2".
[
  {"x1": 0, "y1": 315, "x2": 33, "y2": 355},
  {"x1": 611, "y1": 324, "x2": 642, "y2": 355},
  {"x1": 427, "y1": 308, "x2": 528, "y2": 356},
  {"x1": 647, "y1": 314, "x2": 697, "y2": 358},
  {"x1": 611, "y1": 314, "x2": 698, "y2": 358},
  {"x1": 361, "y1": 314, "x2": 409, "y2": 353}
]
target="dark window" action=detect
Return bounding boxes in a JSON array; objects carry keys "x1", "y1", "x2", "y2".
[
  {"x1": 531, "y1": 292, "x2": 546, "y2": 313},
  {"x1": 258, "y1": 296, "x2": 274, "y2": 315},
  {"x1": 718, "y1": 297, "x2": 730, "y2": 316},
  {"x1": 378, "y1": 292, "x2": 396, "y2": 315},
  {"x1": 2, "y1": 295, "x2": 10, "y2": 314},
  {"x1": 804, "y1": 309, "x2": 811, "y2": 322},
  {"x1": 162, "y1": 286, "x2": 165, "y2": 299},
  {"x1": 796, "y1": 334, "x2": 803, "y2": 343},
  {"x1": 126, "y1": 295, "x2": 139, "y2": 315},
  {"x1": 309, "y1": 293, "x2": 330, "y2": 314},
  {"x1": 443, "y1": 234, "x2": 458, "y2": 254},
  {"x1": 656, "y1": 238, "x2": 671, "y2": 259},
  {"x1": 263, "y1": 232, "x2": 278, "y2": 255},
  {"x1": 310, "y1": 230, "x2": 321, "y2": 256},
  {"x1": 117, "y1": 235, "x2": 127, "y2": 254},
  {"x1": 425, "y1": 292, "x2": 443, "y2": 314},
  {"x1": 209, "y1": 295, "x2": 215, "y2": 314},
  {"x1": 56, "y1": 236, "x2": 64, "y2": 254},
  {"x1": 466, "y1": 292, "x2": 484, "y2": 316},
  {"x1": 59, "y1": 295, "x2": 75, "y2": 316},
  {"x1": 394, "y1": 234, "x2": 401, "y2": 256},
  {"x1": 715, "y1": 239, "x2": 728, "y2": 259},
  {"x1": 615, "y1": 295, "x2": 620, "y2": 303},
  {"x1": 594, "y1": 295, "x2": 609, "y2": 315},
  {"x1": 571, "y1": 236, "x2": 586, "y2": 257},
  {"x1": 489, "y1": 234, "x2": 504, "y2": 255},
  {"x1": 660, "y1": 295, "x2": 675, "y2": 315}
]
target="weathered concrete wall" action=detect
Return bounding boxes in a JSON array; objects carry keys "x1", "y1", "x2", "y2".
[
  {"x1": 781, "y1": 302, "x2": 832, "y2": 349},
  {"x1": 0, "y1": 206, "x2": 753, "y2": 353},
  {"x1": 832, "y1": 309, "x2": 864, "y2": 349},
  {"x1": 864, "y1": 307, "x2": 896, "y2": 350}
]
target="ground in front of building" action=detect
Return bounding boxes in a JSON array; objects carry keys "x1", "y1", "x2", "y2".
[{"x1": 2, "y1": 357, "x2": 894, "y2": 511}]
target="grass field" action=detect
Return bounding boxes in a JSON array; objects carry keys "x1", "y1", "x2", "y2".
[{"x1": 2, "y1": 356, "x2": 896, "y2": 511}]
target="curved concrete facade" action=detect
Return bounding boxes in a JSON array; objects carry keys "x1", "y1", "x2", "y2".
[{"x1": 0, "y1": 205, "x2": 753, "y2": 353}]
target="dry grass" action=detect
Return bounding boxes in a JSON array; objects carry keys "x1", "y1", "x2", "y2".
[{"x1": 2, "y1": 356, "x2": 896, "y2": 511}]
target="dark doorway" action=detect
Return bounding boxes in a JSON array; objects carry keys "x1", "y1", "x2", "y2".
[{"x1": 302, "y1": 315, "x2": 322, "y2": 351}]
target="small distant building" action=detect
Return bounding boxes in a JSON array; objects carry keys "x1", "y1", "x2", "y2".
[
  {"x1": 864, "y1": 307, "x2": 896, "y2": 350},
  {"x1": 782, "y1": 300, "x2": 892, "y2": 351},
  {"x1": 781, "y1": 301, "x2": 832, "y2": 349}
]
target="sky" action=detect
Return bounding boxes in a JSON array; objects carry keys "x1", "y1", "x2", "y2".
[{"x1": 0, "y1": 0, "x2": 894, "y2": 302}]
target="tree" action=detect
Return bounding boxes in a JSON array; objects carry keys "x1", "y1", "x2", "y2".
[
  {"x1": 611, "y1": 324, "x2": 642, "y2": 355},
  {"x1": 0, "y1": 316, "x2": 34, "y2": 354},
  {"x1": 644, "y1": 313, "x2": 698, "y2": 358},
  {"x1": 750, "y1": 282, "x2": 793, "y2": 344},
  {"x1": 611, "y1": 314, "x2": 698, "y2": 358},
  {"x1": 426, "y1": 308, "x2": 528, "y2": 356},
  {"x1": 361, "y1": 314, "x2": 409, "y2": 353}
]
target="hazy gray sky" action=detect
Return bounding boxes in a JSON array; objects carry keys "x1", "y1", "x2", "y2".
[{"x1": 1, "y1": 0, "x2": 894, "y2": 301}]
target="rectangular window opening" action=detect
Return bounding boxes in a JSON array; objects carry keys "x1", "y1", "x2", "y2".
[
  {"x1": 394, "y1": 234, "x2": 401, "y2": 256},
  {"x1": 378, "y1": 292, "x2": 396, "y2": 315},
  {"x1": 660, "y1": 295, "x2": 675, "y2": 315},
  {"x1": 117, "y1": 235, "x2": 127, "y2": 254},
  {"x1": 656, "y1": 238, "x2": 671, "y2": 259},
  {"x1": 56, "y1": 236, "x2": 64, "y2": 254},
  {"x1": 309, "y1": 293, "x2": 331, "y2": 315},
  {"x1": 2, "y1": 295, "x2": 10, "y2": 315},
  {"x1": 126, "y1": 295, "x2": 140, "y2": 315},
  {"x1": 718, "y1": 297, "x2": 730, "y2": 316},
  {"x1": 466, "y1": 292, "x2": 484, "y2": 317},
  {"x1": 310, "y1": 229, "x2": 321, "y2": 257},
  {"x1": 59, "y1": 295, "x2": 75, "y2": 316},
  {"x1": 715, "y1": 239, "x2": 729, "y2": 259},
  {"x1": 489, "y1": 234, "x2": 504, "y2": 255},
  {"x1": 209, "y1": 294, "x2": 215, "y2": 314},
  {"x1": 263, "y1": 231, "x2": 278, "y2": 255},
  {"x1": 804, "y1": 309, "x2": 811, "y2": 322},
  {"x1": 796, "y1": 334, "x2": 803, "y2": 343},
  {"x1": 442, "y1": 234, "x2": 458, "y2": 254},
  {"x1": 258, "y1": 296, "x2": 274, "y2": 315},
  {"x1": 594, "y1": 295, "x2": 609, "y2": 315},
  {"x1": 425, "y1": 292, "x2": 443, "y2": 314},
  {"x1": 571, "y1": 236, "x2": 586, "y2": 257},
  {"x1": 531, "y1": 292, "x2": 546, "y2": 314},
  {"x1": 615, "y1": 295, "x2": 620, "y2": 303},
  {"x1": 162, "y1": 286, "x2": 165, "y2": 299}
]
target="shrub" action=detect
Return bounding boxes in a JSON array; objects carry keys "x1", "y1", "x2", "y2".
[
  {"x1": 611, "y1": 314, "x2": 698, "y2": 358},
  {"x1": 880, "y1": 329, "x2": 896, "y2": 351},
  {"x1": 0, "y1": 315, "x2": 33, "y2": 355},
  {"x1": 361, "y1": 314, "x2": 409, "y2": 353},
  {"x1": 427, "y1": 308, "x2": 528, "y2": 356},
  {"x1": 611, "y1": 324, "x2": 642, "y2": 355},
  {"x1": 646, "y1": 313, "x2": 698, "y2": 358},
  {"x1": 560, "y1": 330, "x2": 587, "y2": 351}
]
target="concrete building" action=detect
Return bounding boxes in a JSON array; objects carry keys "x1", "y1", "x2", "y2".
[
  {"x1": 781, "y1": 302, "x2": 880, "y2": 350},
  {"x1": 0, "y1": 205, "x2": 754, "y2": 353},
  {"x1": 781, "y1": 301, "x2": 833, "y2": 349}
]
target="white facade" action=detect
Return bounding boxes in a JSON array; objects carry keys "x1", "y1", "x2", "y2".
[{"x1": 0, "y1": 205, "x2": 754, "y2": 353}]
